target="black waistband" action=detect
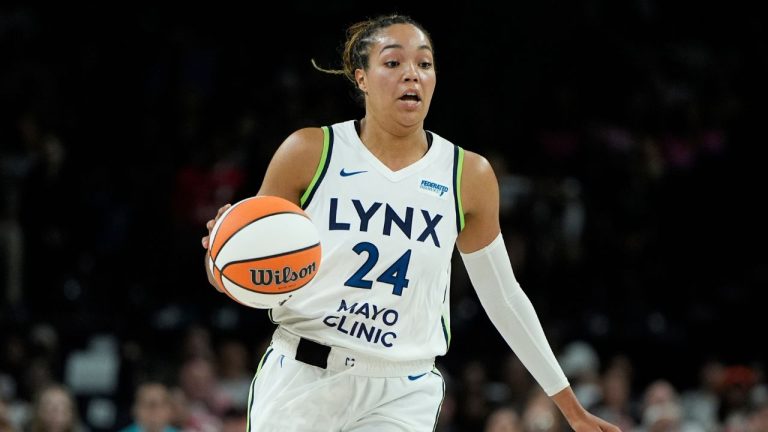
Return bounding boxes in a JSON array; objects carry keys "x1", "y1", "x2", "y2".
[{"x1": 295, "y1": 337, "x2": 331, "y2": 369}]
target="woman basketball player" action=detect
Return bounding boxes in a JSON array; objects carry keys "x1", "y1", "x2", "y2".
[{"x1": 202, "y1": 14, "x2": 621, "y2": 432}]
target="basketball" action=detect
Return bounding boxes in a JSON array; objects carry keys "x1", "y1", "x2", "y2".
[{"x1": 207, "y1": 196, "x2": 322, "y2": 309}]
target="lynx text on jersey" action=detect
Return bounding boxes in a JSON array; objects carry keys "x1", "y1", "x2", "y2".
[{"x1": 327, "y1": 198, "x2": 444, "y2": 248}]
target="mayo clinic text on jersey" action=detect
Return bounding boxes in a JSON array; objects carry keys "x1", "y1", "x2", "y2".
[{"x1": 323, "y1": 299, "x2": 399, "y2": 348}]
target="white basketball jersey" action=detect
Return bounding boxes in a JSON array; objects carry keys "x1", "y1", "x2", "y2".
[{"x1": 270, "y1": 120, "x2": 465, "y2": 362}]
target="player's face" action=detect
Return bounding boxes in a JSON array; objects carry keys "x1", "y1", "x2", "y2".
[{"x1": 357, "y1": 24, "x2": 436, "y2": 129}]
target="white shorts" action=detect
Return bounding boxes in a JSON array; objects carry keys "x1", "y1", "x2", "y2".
[{"x1": 246, "y1": 327, "x2": 446, "y2": 431}]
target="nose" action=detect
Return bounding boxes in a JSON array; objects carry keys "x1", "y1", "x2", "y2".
[{"x1": 403, "y1": 61, "x2": 419, "y2": 82}]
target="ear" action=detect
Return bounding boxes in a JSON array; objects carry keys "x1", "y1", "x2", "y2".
[{"x1": 355, "y1": 69, "x2": 367, "y2": 94}]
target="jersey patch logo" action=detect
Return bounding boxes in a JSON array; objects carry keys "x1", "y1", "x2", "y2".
[
  {"x1": 340, "y1": 168, "x2": 368, "y2": 177},
  {"x1": 419, "y1": 179, "x2": 449, "y2": 200}
]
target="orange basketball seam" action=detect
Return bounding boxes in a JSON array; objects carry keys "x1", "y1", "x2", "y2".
[
  {"x1": 214, "y1": 267, "x2": 248, "y2": 306},
  {"x1": 210, "y1": 210, "x2": 310, "y2": 261},
  {"x1": 209, "y1": 196, "x2": 310, "y2": 259},
  {"x1": 218, "y1": 242, "x2": 321, "y2": 271}
]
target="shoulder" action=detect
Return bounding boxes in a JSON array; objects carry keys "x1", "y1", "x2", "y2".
[
  {"x1": 455, "y1": 148, "x2": 501, "y2": 251},
  {"x1": 461, "y1": 149, "x2": 497, "y2": 190},
  {"x1": 257, "y1": 127, "x2": 328, "y2": 202},
  {"x1": 277, "y1": 127, "x2": 325, "y2": 157},
  {"x1": 459, "y1": 149, "x2": 499, "y2": 215},
  {"x1": 269, "y1": 127, "x2": 327, "y2": 172}
]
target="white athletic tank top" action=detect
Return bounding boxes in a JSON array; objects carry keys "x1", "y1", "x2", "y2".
[{"x1": 270, "y1": 120, "x2": 466, "y2": 362}]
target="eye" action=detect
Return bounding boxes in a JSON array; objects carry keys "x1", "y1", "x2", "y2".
[
  {"x1": 419, "y1": 61, "x2": 433, "y2": 69},
  {"x1": 385, "y1": 60, "x2": 400, "y2": 68}
]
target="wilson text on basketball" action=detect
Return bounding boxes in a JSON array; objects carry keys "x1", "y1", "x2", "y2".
[{"x1": 250, "y1": 262, "x2": 317, "y2": 286}]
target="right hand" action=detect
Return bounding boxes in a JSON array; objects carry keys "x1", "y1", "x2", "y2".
[
  {"x1": 201, "y1": 204, "x2": 232, "y2": 250},
  {"x1": 202, "y1": 204, "x2": 231, "y2": 291}
]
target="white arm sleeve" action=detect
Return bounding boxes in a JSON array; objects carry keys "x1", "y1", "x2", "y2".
[{"x1": 460, "y1": 233, "x2": 569, "y2": 396}]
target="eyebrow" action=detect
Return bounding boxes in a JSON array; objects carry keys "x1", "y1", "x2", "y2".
[{"x1": 379, "y1": 44, "x2": 433, "y2": 54}]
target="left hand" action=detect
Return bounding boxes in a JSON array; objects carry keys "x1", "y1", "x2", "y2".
[
  {"x1": 567, "y1": 411, "x2": 622, "y2": 432},
  {"x1": 552, "y1": 387, "x2": 622, "y2": 432}
]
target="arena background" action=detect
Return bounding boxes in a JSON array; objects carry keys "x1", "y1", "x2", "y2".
[{"x1": 1, "y1": 2, "x2": 766, "y2": 431}]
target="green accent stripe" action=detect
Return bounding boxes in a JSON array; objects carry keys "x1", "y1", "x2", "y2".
[
  {"x1": 246, "y1": 372, "x2": 257, "y2": 432},
  {"x1": 452, "y1": 146, "x2": 466, "y2": 232},
  {"x1": 441, "y1": 315, "x2": 451, "y2": 350},
  {"x1": 247, "y1": 347, "x2": 273, "y2": 431},
  {"x1": 256, "y1": 347, "x2": 273, "y2": 377},
  {"x1": 431, "y1": 368, "x2": 446, "y2": 432},
  {"x1": 300, "y1": 126, "x2": 332, "y2": 208},
  {"x1": 457, "y1": 147, "x2": 465, "y2": 231}
]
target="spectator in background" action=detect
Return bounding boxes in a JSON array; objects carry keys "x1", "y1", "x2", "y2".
[
  {"x1": 215, "y1": 340, "x2": 252, "y2": 411},
  {"x1": 720, "y1": 365, "x2": 758, "y2": 432},
  {"x1": 557, "y1": 341, "x2": 602, "y2": 409},
  {"x1": 521, "y1": 388, "x2": 564, "y2": 432},
  {"x1": 681, "y1": 359, "x2": 724, "y2": 432},
  {"x1": 459, "y1": 360, "x2": 494, "y2": 430},
  {"x1": 0, "y1": 397, "x2": 19, "y2": 432},
  {"x1": 746, "y1": 402, "x2": 768, "y2": 432},
  {"x1": 220, "y1": 407, "x2": 247, "y2": 432},
  {"x1": 180, "y1": 326, "x2": 214, "y2": 362},
  {"x1": 171, "y1": 357, "x2": 230, "y2": 432},
  {"x1": 639, "y1": 379, "x2": 704, "y2": 432},
  {"x1": 593, "y1": 362, "x2": 637, "y2": 431},
  {"x1": 436, "y1": 385, "x2": 459, "y2": 432},
  {"x1": 171, "y1": 144, "x2": 246, "y2": 231},
  {"x1": 485, "y1": 406, "x2": 522, "y2": 432},
  {"x1": 501, "y1": 353, "x2": 536, "y2": 412},
  {"x1": 118, "y1": 382, "x2": 178, "y2": 432},
  {"x1": 24, "y1": 384, "x2": 84, "y2": 432}
]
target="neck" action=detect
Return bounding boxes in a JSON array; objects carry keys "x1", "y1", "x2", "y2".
[{"x1": 358, "y1": 116, "x2": 428, "y2": 171}]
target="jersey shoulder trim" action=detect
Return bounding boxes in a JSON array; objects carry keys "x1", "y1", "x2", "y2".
[
  {"x1": 452, "y1": 145, "x2": 466, "y2": 232},
  {"x1": 300, "y1": 126, "x2": 334, "y2": 209}
]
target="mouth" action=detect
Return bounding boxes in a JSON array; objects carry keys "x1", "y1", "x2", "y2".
[{"x1": 398, "y1": 92, "x2": 422, "y2": 102}]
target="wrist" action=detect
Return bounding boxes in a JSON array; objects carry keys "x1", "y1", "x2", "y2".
[{"x1": 551, "y1": 386, "x2": 588, "y2": 423}]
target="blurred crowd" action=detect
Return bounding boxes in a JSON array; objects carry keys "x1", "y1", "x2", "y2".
[
  {"x1": 1, "y1": 2, "x2": 766, "y2": 431},
  {"x1": 0, "y1": 324, "x2": 766, "y2": 431}
]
